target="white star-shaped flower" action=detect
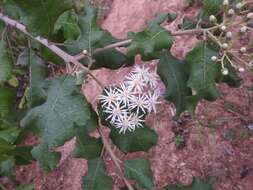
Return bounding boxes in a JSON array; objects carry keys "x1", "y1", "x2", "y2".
[
  {"x1": 104, "y1": 102, "x2": 128, "y2": 123},
  {"x1": 129, "y1": 94, "x2": 149, "y2": 114},
  {"x1": 132, "y1": 65, "x2": 150, "y2": 80},
  {"x1": 125, "y1": 73, "x2": 146, "y2": 93},
  {"x1": 146, "y1": 91, "x2": 161, "y2": 113},
  {"x1": 99, "y1": 87, "x2": 119, "y2": 109},
  {"x1": 116, "y1": 83, "x2": 134, "y2": 106},
  {"x1": 114, "y1": 114, "x2": 135, "y2": 134},
  {"x1": 129, "y1": 112, "x2": 144, "y2": 129}
]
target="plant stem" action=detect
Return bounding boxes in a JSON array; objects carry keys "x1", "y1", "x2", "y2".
[
  {"x1": 0, "y1": 182, "x2": 9, "y2": 190},
  {"x1": 0, "y1": 12, "x2": 104, "y2": 88},
  {"x1": 97, "y1": 126, "x2": 134, "y2": 190}
]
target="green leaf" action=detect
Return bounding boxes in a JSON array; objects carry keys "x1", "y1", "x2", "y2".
[
  {"x1": 181, "y1": 17, "x2": 196, "y2": 30},
  {"x1": 124, "y1": 158, "x2": 154, "y2": 189},
  {"x1": 92, "y1": 49, "x2": 134, "y2": 70},
  {"x1": 16, "y1": 49, "x2": 29, "y2": 66},
  {"x1": 164, "y1": 177, "x2": 214, "y2": 190},
  {"x1": 65, "y1": 5, "x2": 116, "y2": 54},
  {"x1": 200, "y1": 0, "x2": 223, "y2": 18},
  {"x1": 27, "y1": 50, "x2": 48, "y2": 107},
  {"x1": 0, "y1": 138, "x2": 14, "y2": 158},
  {"x1": 73, "y1": 126, "x2": 103, "y2": 160},
  {"x1": 31, "y1": 143, "x2": 61, "y2": 172},
  {"x1": 54, "y1": 10, "x2": 80, "y2": 40},
  {"x1": 0, "y1": 40, "x2": 12, "y2": 82},
  {"x1": 109, "y1": 124, "x2": 158, "y2": 153},
  {"x1": 21, "y1": 76, "x2": 93, "y2": 148},
  {"x1": 39, "y1": 45, "x2": 64, "y2": 65},
  {"x1": 14, "y1": 146, "x2": 34, "y2": 165},
  {"x1": 65, "y1": 5, "x2": 133, "y2": 69},
  {"x1": 127, "y1": 16, "x2": 173, "y2": 61},
  {"x1": 16, "y1": 184, "x2": 34, "y2": 190},
  {"x1": 82, "y1": 158, "x2": 113, "y2": 190},
  {"x1": 158, "y1": 51, "x2": 192, "y2": 118},
  {"x1": 0, "y1": 158, "x2": 15, "y2": 177},
  {"x1": 13, "y1": 0, "x2": 74, "y2": 38},
  {"x1": 185, "y1": 42, "x2": 220, "y2": 101},
  {"x1": 0, "y1": 86, "x2": 16, "y2": 117},
  {"x1": 0, "y1": 127, "x2": 20, "y2": 143}
]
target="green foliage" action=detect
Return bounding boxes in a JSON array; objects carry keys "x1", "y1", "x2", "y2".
[
  {"x1": 65, "y1": 5, "x2": 133, "y2": 69},
  {"x1": 0, "y1": 40, "x2": 12, "y2": 82},
  {"x1": 158, "y1": 51, "x2": 192, "y2": 118},
  {"x1": 13, "y1": 0, "x2": 74, "y2": 38},
  {"x1": 31, "y1": 143, "x2": 61, "y2": 172},
  {"x1": 73, "y1": 127, "x2": 103, "y2": 159},
  {"x1": 199, "y1": 0, "x2": 223, "y2": 18},
  {"x1": 82, "y1": 158, "x2": 113, "y2": 190},
  {"x1": 127, "y1": 15, "x2": 173, "y2": 61},
  {"x1": 27, "y1": 50, "x2": 48, "y2": 107},
  {"x1": 21, "y1": 76, "x2": 95, "y2": 148},
  {"x1": 0, "y1": 86, "x2": 16, "y2": 116},
  {"x1": 124, "y1": 158, "x2": 154, "y2": 189},
  {"x1": 54, "y1": 10, "x2": 80, "y2": 40},
  {"x1": 20, "y1": 76, "x2": 99, "y2": 171},
  {"x1": 109, "y1": 124, "x2": 158, "y2": 153},
  {"x1": 164, "y1": 177, "x2": 214, "y2": 190},
  {"x1": 16, "y1": 184, "x2": 34, "y2": 190},
  {"x1": 185, "y1": 42, "x2": 220, "y2": 101}
]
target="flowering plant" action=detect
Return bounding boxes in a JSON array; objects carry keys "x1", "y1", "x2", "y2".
[{"x1": 0, "y1": 0, "x2": 252, "y2": 189}]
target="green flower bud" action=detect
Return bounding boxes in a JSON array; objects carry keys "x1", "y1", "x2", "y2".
[
  {"x1": 240, "y1": 47, "x2": 247, "y2": 53},
  {"x1": 222, "y1": 43, "x2": 228, "y2": 49},
  {"x1": 209, "y1": 15, "x2": 217, "y2": 22},
  {"x1": 238, "y1": 67, "x2": 245, "y2": 72},
  {"x1": 228, "y1": 9, "x2": 235, "y2": 16},
  {"x1": 236, "y1": 2, "x2": 243, "y2": 9},
  {"x1": 226, "y1": 31, "x2": 232, "y2": 39},
  {"x1": 221, "y1": 67, "x2": 229, "y2": 75},
  {"x1": 211, "y1": 56, "x2": 218, "y2": 62}
]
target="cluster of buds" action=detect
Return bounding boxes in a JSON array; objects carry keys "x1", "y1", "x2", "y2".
[
  {"x1": 208, "y1": 0, "x2": 253, "y2": 75},
  {"x1": 99, "y1": 66, "x2": 161, "y2": 134}
]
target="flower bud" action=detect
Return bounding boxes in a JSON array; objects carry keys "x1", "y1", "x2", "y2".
[
  {"x1": 211, "y1": 56, "x2": 218, "y2": 62},
  {"x1": 209, "y1": 15, "x2": 217, "y2": 22},
  {"x1": 228, "y1": 9, "x2": 235, "y2": 16},
  {"x1": 220, "y1": 25, "x2": 227, "y2": 31},
  {"x1": 236, "y1": 2, "x2": 243, "y2": 9},
  {"x1": 240, "y1": 26, "x2": 247, "y2": 33},
  {"x1": 82, "y1": 49, "x2": 88, "y2": 55},
  {"x1": 223, "y1": 0, "x2": 229, "y2": 6},
  {"x1": 221, "y1": 68, "x2": 229, "y2": 75},
  {"x1": 240, "y1": 47, "x2": 247, "y2": 53},
  {"x1": 238, "y1": 67, "x2": 245, "y2": 72},
  {"x1": 226, "y1": 31, "x2": 232, "y2": 39},
  {"x1": 222, "y1": 43, "x2": 228, "y2": 49},
  {"x1": 247, "y1": 13, "x2": 253, "y2": 19}
]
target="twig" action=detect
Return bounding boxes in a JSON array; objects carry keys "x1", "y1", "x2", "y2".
[
  {"x1": 97, "y1": 126, "x2": 134, "y2": 190},
  {"x1": 0, "y1": 12, "x2": 104, "y2": 88},
  {"x1": 0, "y1": 182, "x2": 9, "y2": 190}
]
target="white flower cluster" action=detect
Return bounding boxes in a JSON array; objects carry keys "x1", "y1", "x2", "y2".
[{"x1": 99, "y1": 66, "x2": 161, "y2": 134}]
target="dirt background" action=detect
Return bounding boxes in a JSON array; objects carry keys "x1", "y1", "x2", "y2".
[{"x1": 9, "y1": 0, "x2": 253, "y2": 189}]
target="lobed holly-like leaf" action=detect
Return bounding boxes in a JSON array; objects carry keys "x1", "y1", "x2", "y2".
[
  {"x1": 109, "y1": 124, "x2": 158, "y2": 153},
  {"x1": 124, "y1": 158, "x2": 154, "y2": 189},
  {"x1": 82, "y1": 158, "x2": 113, "y2": 190},
  {"x1": 73, "y1": 126, "x2": 103, "y2": 160},
  {"x1": 164, "y1": 176, "x2": 214, "y2": 190},
  {"x1": 157, "y1": 51, "x2": 192, "y2": 118},
  {"x1": 0, "y1": 40, "x2": 12, "y2": 82},
  {"x1": 12, "y1": 0, "x2": 74, "y2": 38},
  {"x1": 185, "y1": 42, "x2": 220, "y2": 101},
  {"x1": 21, "y1": 76, "x2": 94, "y2": 148},
  {"x1": 127, "y1": 15, "x2": 173, "y2": 61}
]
